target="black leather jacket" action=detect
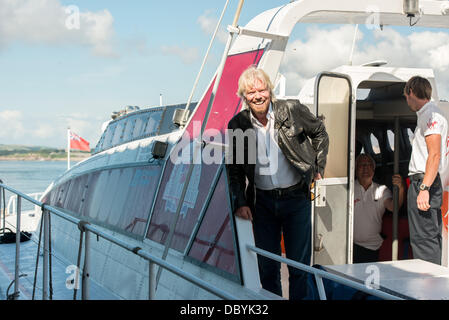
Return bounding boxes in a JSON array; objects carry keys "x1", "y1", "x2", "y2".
[{"x1": 226, "y1": 99, "x2": 329, "y2": 212}]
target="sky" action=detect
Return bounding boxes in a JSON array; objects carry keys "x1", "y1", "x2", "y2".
[{"x1": 1, "y1": 0, "x2": 449, "y2": 149}]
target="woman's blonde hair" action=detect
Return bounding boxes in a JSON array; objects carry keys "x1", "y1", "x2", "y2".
[{"x1": 237, "y1": 65, "x2": 276, "y2": 102}]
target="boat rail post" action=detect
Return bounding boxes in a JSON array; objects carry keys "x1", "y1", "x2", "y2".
[
  {"x1": 314, "y1": 273, "x2": 327, "y2": 300},
  {"x1": 13, "y1": 195, "x2": 22, "y2": 299},
  {"x1": 82, "y1": 229, "x2": 91, "y2": 300},
  {"x1": 1, "y1": 184, "x2": 5, "y2": 234},
  {"x1": 148, "y1": 261, "x2": 156, "y2": 300},
  {"x1": 392, "y1": 117, "x2": 400, "y2": 261},
  {"x1": 42, "y1": 209, "x2": 50, "y2": 300}
]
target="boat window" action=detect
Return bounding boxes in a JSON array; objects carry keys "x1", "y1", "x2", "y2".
[
  {"x1": 56, "y1": 180, "x2": 71, "y2": 209},
  {"x1": 97, "y1": 169, "x2": 122, "y2": 224},
  {"x1": 387, "y1": 130, "x2": 395, "y2": 151},
  {"x1": 111, "y1": 121, "x2": 125, "y2": 146},
  {"x1": 48, "y1": 186, "x2": 59, "y2": 206},
  {"x1": 187, "y1": 170, "x2": 239, "y2": 278},
  {"x1": 132, "y1": 115, "x2": 146, "y2": 139},
  {"x1": 51, "y1": 165, "x2": 162, "y2": 237},
  {"x1": 107, "y1": 167, "x2": 135, "y2": 227},
  {"x1": 102, "y1": 122, "x2": 117, "y2": 150},
  {"x1": 65, "y1": 174, "x2": 88, "y2": 215},
  {"x1": 407, "y1": 128, "x2": 414, "y2": 144},
  {"x1": 81, "y1": 171, "x2": 100, "y2": 217},
  {"x1": 93, "y1": 104, "x2": 198, "y2": 154},
  {"x1": 84, "y1": 170, "x2": 110, "y2": 220},
  {"x1": 118, "y1": 166, "x2": 162, "y2": 236},
  {"x1": 370, "y1": 133, "x2": 380, "y2": 154},
  {"x1": 122, "y1": 116, "x2": 136, "y2": 142},
  {"x1": 143, "y1": 110, "x2": 163, "y2": 136}
]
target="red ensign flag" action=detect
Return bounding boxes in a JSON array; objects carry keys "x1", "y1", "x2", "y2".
[{"x1": 69, "y1": 130, "x2": 90, "y2": 152}]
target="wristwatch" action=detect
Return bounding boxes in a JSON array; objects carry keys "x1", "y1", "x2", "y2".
[{"x1": 419, "y1": 183, "x2": 430, "y2": 191}]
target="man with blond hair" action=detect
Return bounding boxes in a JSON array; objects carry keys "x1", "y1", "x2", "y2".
[
  {"x1": 404, "y1": 76, "x2": 448, "y2": 265},
  {"x1": 226, "y1": 65, "x2": 329, "y2": 299}
]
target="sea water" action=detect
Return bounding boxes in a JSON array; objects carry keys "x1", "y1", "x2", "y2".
[{"x1": 0, "y1": 160, "x2": 73, "y2": 211}]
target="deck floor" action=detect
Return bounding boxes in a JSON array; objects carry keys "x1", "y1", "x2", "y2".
[
  {"x1": 324, "y1": 259, "x2": 449, "y2": 300},
  {"x1": 0, "y1": 212, "x2": 118, "y2": 300}
]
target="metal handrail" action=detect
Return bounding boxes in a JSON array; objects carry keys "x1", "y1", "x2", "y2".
[
  {"x1": 247, "y1": 245, "x2": 403, "y2": 300},
  {"x1": 0, "y1": 182, "x2": 238, "y2": 300},
  {"x1": 6, "y1": 192, "x2": 43, "y2": 215}
]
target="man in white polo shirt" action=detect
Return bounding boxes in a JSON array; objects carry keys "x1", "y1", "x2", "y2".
[
  {"x1": 353, "y1": 154, "x2": 404, "y2": 263},
  {"x1": 404, "y1": 76, "x2": 448, "y2": 265}
]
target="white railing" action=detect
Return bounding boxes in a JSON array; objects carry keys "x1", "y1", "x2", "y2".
[{"x1": 0, "y1": 182, "x2": 238, "y2": 300}]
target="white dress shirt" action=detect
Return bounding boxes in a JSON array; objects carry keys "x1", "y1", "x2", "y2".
[
  {"x1": 409, "y1": 101, "x2": 448, "y2": 175},
  {"x1": 250, "y1": 104, "x2": 302, "y2": 190}
]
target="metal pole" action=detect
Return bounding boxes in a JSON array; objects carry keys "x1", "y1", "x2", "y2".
[
  {"x1": 181, "y1": 0, "x2": 231, "y2": 125},
  {"x1": 82, "y1": 230, "x2": 91, "y2": 300},
  {"x1": 43, "y1": 209, "x2": 49, "y2": 300},
  {"x1": 314, "y1": 274, "x2": 327, "y2": 300},
  {"x1": 149, "y1": 261, "x2": 155, "y2": 300},
  {"x1": 1, "y1": 185, "x2": 5, "y2": 234},
  {"x1": 199, "y1": 0, "x2": 245, "y2": 136},
  {"x1": 67, "y1": 127, "x2": 71, "y2": 170},
  {"x1": 349, "y1": 24, "x2": 359, "y2": 66},
  {"x1": 14, "y1": 196, "x2": 21, "y2": 299},
  {"x1": 392, "y1": 117, "x2": 400, "y2": 261}
]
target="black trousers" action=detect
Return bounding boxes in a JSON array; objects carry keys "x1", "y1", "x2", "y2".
[
  {"x1": 353, "y1": 243, "x2": 379, "y2": 263},
  {"x1": 407, "y1": 174, "x2": 442, "y2": 265}
]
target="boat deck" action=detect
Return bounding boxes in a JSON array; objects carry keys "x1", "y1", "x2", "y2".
[
  {"x1": 0, "y1": 211, "x2": 118, "y2": 300},
  {"x1": 324, "y1": 259, "x2": 449, "y2": 300}
]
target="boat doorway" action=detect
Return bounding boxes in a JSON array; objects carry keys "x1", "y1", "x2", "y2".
[{"x1": 354, "y1": 80, "x2": 416, "y2": 264}]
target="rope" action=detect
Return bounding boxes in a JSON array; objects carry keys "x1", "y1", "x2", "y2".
[{"x1": 6, "y1": 274, "x2": 27, "y2": 300}]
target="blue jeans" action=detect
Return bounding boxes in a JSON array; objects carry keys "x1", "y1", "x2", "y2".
[{"x1": 253, "y1": 188, "x2": 311, "y2": 300}]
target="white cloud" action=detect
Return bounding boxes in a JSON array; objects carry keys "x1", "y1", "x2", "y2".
[
  {"x1": 161, "y1": 45, "x2": 199, "y2": 64},
  {"x1": 0, "y1": 108, "x2": 100, "y2": 148},
  {"x1": 34, "y1": 123, "x2": 55, "y2": 138},
  {"x1": 280, "y1": 25, "x2": 358, "y2": 92},
  {"x1": 280, "y1": 26, "x2": 449, "y2": 99},
  {"x1": 197, "y1": 10, "x2": 228, "y2": 44},
  {"x1": 0, "y1": 110, "x2": 26, "y2": 139},
  {"x1": 0, "y1": 0, "x2": 116, "y2": 57}
]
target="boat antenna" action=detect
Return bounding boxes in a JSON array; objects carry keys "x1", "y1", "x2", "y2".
[
  {"x1": 180, "y1": 0, "x2": 231, "y2": 127},
  {"x1": 348, "y1": 24, "x2": 359, "y2": 66}
]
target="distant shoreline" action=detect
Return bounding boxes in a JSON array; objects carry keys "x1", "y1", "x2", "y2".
[{"x1": 0, "y1": 155, "x2": 90, "y2": 161}]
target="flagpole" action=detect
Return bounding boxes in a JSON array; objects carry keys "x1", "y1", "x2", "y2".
[{"x1": 67, "y1": 127, "x2": 71, "y2": 170}]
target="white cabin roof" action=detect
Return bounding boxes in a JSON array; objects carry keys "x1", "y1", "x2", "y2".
[{"x1": 230, "y1": 0, "x2": 449, "y2": 55}]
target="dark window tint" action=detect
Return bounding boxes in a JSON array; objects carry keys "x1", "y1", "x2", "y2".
[
  {"x1": 65, "y1": 174, "x2": 88, "y2": 215},
  {"x1": 146, "y1": 153, "x2": 220, "y2": 251},
  {"x1": 188, "y1": 171, "x2": 237, "y2": 276},
  {"x1": 118, "y1": 166, "x2": 161, "y2": 236}
]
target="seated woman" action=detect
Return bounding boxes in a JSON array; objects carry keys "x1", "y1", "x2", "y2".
[{"x1": 353, "y1": 154, "x2": 405, "y2": 263}]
